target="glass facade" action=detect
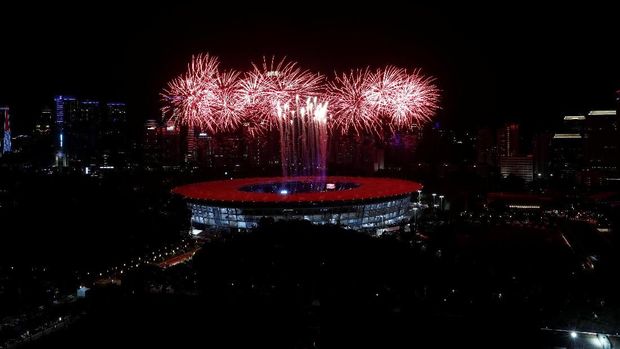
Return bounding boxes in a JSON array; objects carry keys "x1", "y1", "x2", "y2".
[{"x1": 188, "y1": 196, "x2": 413, "y2": 233}]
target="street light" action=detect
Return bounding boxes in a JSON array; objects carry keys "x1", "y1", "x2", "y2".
[
  {"x1": 432, "y1": 193, "x2": 437, "y2": 207},
  {"x1": 417, "y1": 190, "x2": 422, "y2": 205},
  {"x1": 439, "y1": 195, "x2": 444, "y2": 210},
  {"x1": 412, "y1": 207, "x2": 418, "y2": 226},
  {"x1": 570, "y1": 331, "x2": 577, "y2": 339}
]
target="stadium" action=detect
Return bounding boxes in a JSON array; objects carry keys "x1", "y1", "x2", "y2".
[{"x1": 172, "y1": 176, "x2": 422, "y2": 235}]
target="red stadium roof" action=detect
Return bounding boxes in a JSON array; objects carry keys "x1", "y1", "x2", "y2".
[{"x1": 172, "y1": 176, "x2": 422, "y2": 205}]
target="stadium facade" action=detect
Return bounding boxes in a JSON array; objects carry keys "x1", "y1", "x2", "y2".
[{"x1": 172, "y1": 176, "x2": 422, "y2": 235}]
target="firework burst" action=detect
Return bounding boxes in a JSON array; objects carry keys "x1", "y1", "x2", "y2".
[
  {"x1": 208, "y1": 69, "x2": 247, "y2": 132},
  {"x1": 327, "y1": 66, "x2": 439, "y2": 135},
  {"x1": 386, "y1": 69, "x2": 440, "y2": 127},
  {"x1": 161, "y1": 53, "x2": 220, "y2": 130},
  {"x1": 327, "y1": 68, "x2": 379, "y2": 135},
  {"x1": 241, "y1": 56, "x2": 324, "y2": 126}
]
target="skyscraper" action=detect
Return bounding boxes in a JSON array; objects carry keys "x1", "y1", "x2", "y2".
[
  {"x1": 533, "y1": 133, "x2": 552, "y2": 179},
  {"x1": 1, "y1": 106, "x2": 10, "y2": 154},
  {"x1": 35, "y1": 107, "x2": 53, "y2": 136},
  {"x1": 101, "y1": 102, "x2": 128, "y2": 167},
  {"x1": 549, "y1": 133, "x2": 585, "y2": 184},
  {"x1": 499, "y1": 156, "x2": 533, "y2": 182},
  {"x1": 54, "y1": 96, "x2": 77, "y2": 167},
  {"x1": 195, "y1": 130, "x2": 213, "y2": 168},
  {"x1": 71, "y1": 100, "x2": 101, "y2": 165},
  {"x1": 185, "y1": 126, "x2": 197, "y2": 164},
  {"x1": 497, "y1": 122, "x2": 519, "y2": 157},
  {"x1": 562, "y1": 115, "x2": 586, "y2": 134},
  {"x1": 143, "y1": 119, "x2": 161, "y2": 168},
  {"x1": 584, "y1": 110, "x2": 619, "y2": 186},
  {"x1": 161, "y1": 120, "x2": 182, "y2": 168},
  {"x1": 476, "y1": 128, "x2": 494, "y2": 165}
]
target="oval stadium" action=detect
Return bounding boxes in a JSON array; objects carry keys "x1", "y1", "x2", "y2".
[{"x1": 172, "y1": 176, "x2": 422, "y2": 235}]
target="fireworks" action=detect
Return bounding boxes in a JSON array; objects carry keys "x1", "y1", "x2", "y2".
[
  {"x1": 327, "y1": 68, "x2": 379, "y2": 135},
  {"x1": 372, "y1": 67, "x2": 440, "y2": 129},
  {"x1": 328, "y1": 66, "x2": 440, "y2": 136},
  {"x1": 162, "y1": 53, "x2": 439, "y2": 176},
  {"x1": 241, "y1": 56, "x2": 324, "y2": 127},
  {"x1": 276, "y1": 96, "x2": 329, "y2": 177},
  {"x1": 161, "y1": 53, "x2": 220, "y2": 131},
  {"x1": 209, "y1": 69, "x2": 246, "y2": 132},
  {"x1": 162, "y1": 53, "x2": 439, "y2": 136}
]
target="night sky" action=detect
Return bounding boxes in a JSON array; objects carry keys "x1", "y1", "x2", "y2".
[{"x1": 2, "y1": 3, "x2": 618, "y2": 133}]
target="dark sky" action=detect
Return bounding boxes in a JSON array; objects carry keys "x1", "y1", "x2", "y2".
[{"x1": 1, "y1": 3, "x2": 618, "y2": 132}]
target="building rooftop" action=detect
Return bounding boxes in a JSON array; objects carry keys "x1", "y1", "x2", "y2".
[
  {"x1": 553, "y1": 133, "x2": 582, "y2": 139},
  {"x1": 563, "y1": 115, "x2": 585, "y2": 121},
  {"x1": 588, "y1": 110, "x2": 616, "y2": 116}
]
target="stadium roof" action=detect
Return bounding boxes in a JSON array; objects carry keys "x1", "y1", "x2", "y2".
[{"x1": 172, "y1": 176, "x2": 422, "y2": 205}]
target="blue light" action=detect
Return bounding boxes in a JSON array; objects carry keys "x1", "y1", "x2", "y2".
[{"x1": 279, "y1": 189, "x2": 288, "y2": 195}]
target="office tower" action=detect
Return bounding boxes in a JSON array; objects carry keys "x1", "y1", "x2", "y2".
[
  {"x1": 562, "y1": 115, "x2": 586, "y2": 134},
  {"x1": 185, "y1": 126, "x2": 197, "y2": 164},
  {"x1": 54, "y1": 96, "x2": 78, "y2": 167},
  {"x1": 476, "y1": 128, "x2": 496, "y2": 167},
  {"x1": 35, "y1": 107, "x2": 53, "y2": 136},
  {"x1": 101, "y1": 102, "x2": 128, "y2": 166},
  {"x1": 497, "y1": 122, "x2": 520, "y2": 157},
  {"x1": 143, "y1": 119, "x2": 161, "y2": 167},
  {"x1": 584, "y1": 110, "x2": 619, "y2": 186},
  {"x1": 161, "y1": 120, "x2": 182, "y2": 167},
  {"x1": 533, "y1": 133, "x2": 552, "y2": 179},
  {"x1": 1, "y1": 106, "x2": 10, "y2": 154},
  {"x1": 499, "y1": 155, "x2": 534, "y2": 182},
  {"x1": 549, "y1": 133, "x2": 585, "y2": 183}
]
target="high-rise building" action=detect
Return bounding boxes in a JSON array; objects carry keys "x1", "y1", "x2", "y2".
[
  {"x1": 195, "y1": 130, "x2": 213, "y2": 168},
  {"x1": 385, "y1": 131, "x2": 418, "y2": 172},
  {"x1": 476, "y1": 128, "x2": 497, "y2": 167},
  {"x1": 35, "y1": 107, "x2": 53, "y2": 136},
  {"x1": 54, "y1": 96, "x2": 78, "y2": 167},
  {"x1": 1, "y1": 106, "x2": 10, "y2": 154},
  {"x1": 549, "y1": 133, "x2": 585, "y2": 183},
  {"x1": 161, "y1": 120, "x2": 182, "y2": 168},
  {"x1": 69, "y1": 100, "x2": 101, "y2": 165},
  {"x1": 584, "y1": 110, "x2": 619, "y2": 186},
  {"x1": 210, "y1": 134, "x2": 244, "y2": 174},
  {"x1": 497, "y1": 122, "x2": 520, "y2": 157},
  {"x1": 101, "y1": 102, "x2": 128, "y2": 167},
  {"x1": 185, "y1": 126, "x2": 197, "y2": 164},
  {"x1": 143, "y1": 119, "x2": 161, "y2": 167},
  {"x1": 499, "y1": 155, "x2": 533, "y2": 182},
  {"x1": 562, "y1": 115, "x2": 586, "y2": 134},
  {"x1": 328, "y1": 134, "x2": 371, "y2": 174},
  {"x1": 533, "y1": 133, "x2": 552, "y2": 179}
]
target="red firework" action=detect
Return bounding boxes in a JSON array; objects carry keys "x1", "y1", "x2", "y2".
[
  {"x1": 241, "y1": 56, "x2": 324, "y2": 125},
  {"x1": 386, "y1": 69, "x2": 440, "y2": 127},
  {"x1": 327, "y1": 68, "x2": 380, "y2": 135},
  {"x1": 162, "y1": 53, "x2": 439, "y2": 137},
  {"x1": 208, "y1": 69, "x2": 247, "y2": 132},
  {"x1": 328, "y1": 66, "x2": 439, "y2": 135},
  {"x1": 161, "y1": 53, "x2": 220, "y2": 130}
]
